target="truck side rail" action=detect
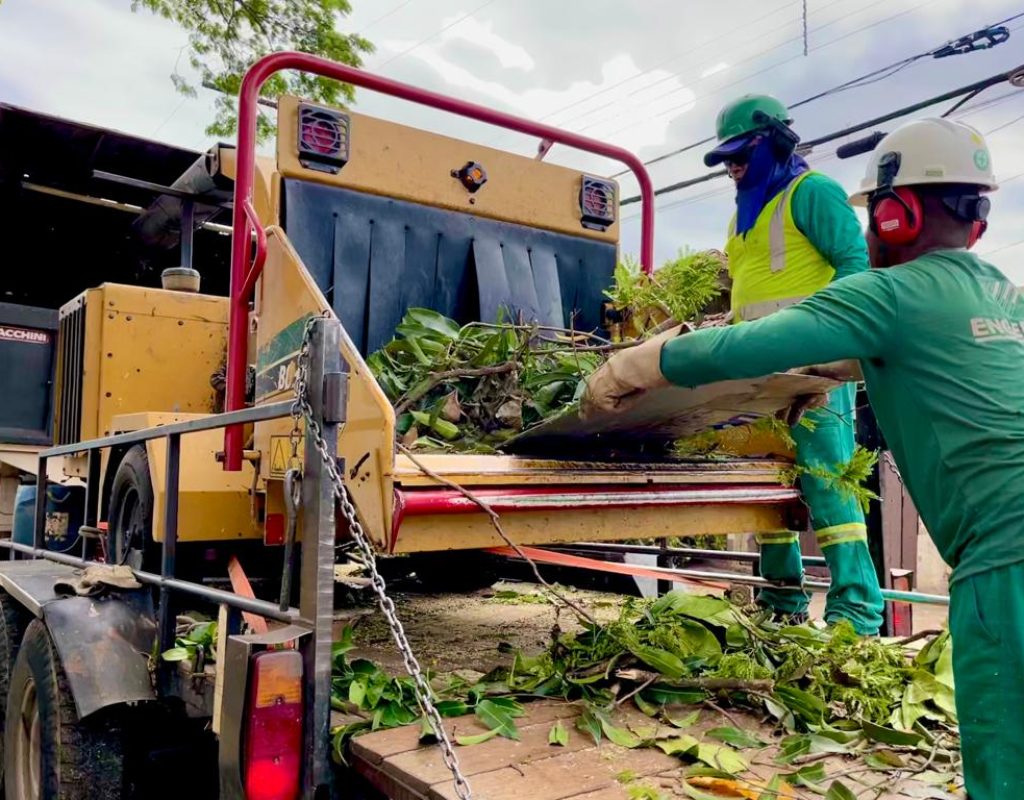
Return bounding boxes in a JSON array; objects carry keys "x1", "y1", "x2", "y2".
[{"x1": 224, "y1": 52, "x2": 659, "y2": 470}]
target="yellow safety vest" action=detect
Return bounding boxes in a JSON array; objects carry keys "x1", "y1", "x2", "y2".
[{"x1": 725, "y1": 171, "x2": 834, "y2": 322}]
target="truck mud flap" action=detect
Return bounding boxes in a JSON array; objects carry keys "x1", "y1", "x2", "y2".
[{"x1": 41, "y1": 590, "x2": 157, "y2": 719}]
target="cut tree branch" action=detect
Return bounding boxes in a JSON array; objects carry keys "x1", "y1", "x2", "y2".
[{"x1": 393, "y1": 362, "x2": 517, "y2": 417}]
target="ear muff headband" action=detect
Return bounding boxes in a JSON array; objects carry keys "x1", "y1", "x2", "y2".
[{"x1": 869, "y1": 151, "x2": 924, "y2": 246}]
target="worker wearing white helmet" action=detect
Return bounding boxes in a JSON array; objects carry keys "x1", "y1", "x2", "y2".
[{"x1": 584, "y1": 117, "x2": 1016, "y2": 798}]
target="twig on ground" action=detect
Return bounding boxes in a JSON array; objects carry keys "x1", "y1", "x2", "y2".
[
  {"x1": 616, "y1": 676, "x2": 658, "y2": 707},
  {"x1": 397, "y1": 443, "x2": 598, "y2": 626},
  {"x1": 703, "y1": 697, "x2": 745, "y2": 730}
]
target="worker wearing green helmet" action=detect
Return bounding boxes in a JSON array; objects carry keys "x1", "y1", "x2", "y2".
[
  {"x1": 703, "y1": 95, "x2": 885, "y2": 635},
  {"x1": 583, "y1": 117, "x2": 1012, "y2": 799}
]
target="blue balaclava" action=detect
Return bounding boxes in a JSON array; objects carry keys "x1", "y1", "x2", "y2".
[{"x1": 735, "y1": 136, "x2": 809, "y2": 236}]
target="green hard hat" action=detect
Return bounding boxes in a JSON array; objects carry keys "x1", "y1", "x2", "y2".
[{"x1": 704, "y1": 95, "x2": 792, "y2": 166}]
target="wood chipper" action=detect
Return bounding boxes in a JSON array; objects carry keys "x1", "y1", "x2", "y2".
[{"x1": 0, "y1": 52, "x2": 925, "y2": 799}]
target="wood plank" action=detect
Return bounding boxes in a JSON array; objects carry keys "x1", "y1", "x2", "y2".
[
  {"x1": 382, "y1": 707, "x2": 592, "y2": 794},
  {"x1": 427, "y1": 744, "x2": 678, "y2": 800},
  {"x1": 349, "y1": 701, "x2": 579, "y2": 766}
]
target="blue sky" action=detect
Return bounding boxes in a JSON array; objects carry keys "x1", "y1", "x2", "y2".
[{"x1": 1, "y1": 0, "x2": 1022, "y2": 278}]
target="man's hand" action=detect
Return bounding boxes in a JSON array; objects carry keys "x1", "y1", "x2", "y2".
[
  {"x1": 782, "y1": 392, "x2": 829, "y2": 427},
  {"x1": 581, "y1": 326, "x2": 687, "y2": 418}
]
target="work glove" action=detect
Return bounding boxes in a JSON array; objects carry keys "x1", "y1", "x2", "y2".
[
  {"x1": 790, "y1": 359, "x2": 864, "y2": 382},
  {"x1": 581, "y1": 325, "x2": 687, "y2": 418}
]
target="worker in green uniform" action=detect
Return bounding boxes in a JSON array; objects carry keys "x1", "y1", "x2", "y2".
[
  {"x1": 584, "y1": 117, "x2": 1009, "y2": 799},
  {"x1": 701, "y1": 95, "x2": 883, "y2": 634}
]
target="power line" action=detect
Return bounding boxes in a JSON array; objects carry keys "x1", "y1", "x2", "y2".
[
  {"x1": 545, "y1": 0, "x2": 839, "y2": 134},
  {"x1": 614, "y1": 64, "x2": 1024, "y2": 212},
  {"x1": 985, "y1": 110, "x2": 1024, "y2": 135},
  {"x1": 615, "y1": 6, "x2": 1021, "y2": 175},
  {"x1": 373, "y1": 0, "x2": 500, "y2": 69},
  {"x1": 525, "y1": 1, "x2": 803, "y2": 131},
  {"x1": 355, "y1": 0, "x2": 417, "y2": 35},
  {"x1": 580, "y1": 0, "x2": 880, "y2": 142}
]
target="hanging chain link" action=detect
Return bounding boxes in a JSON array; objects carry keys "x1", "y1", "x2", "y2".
[{"x1": 290, "y1": 316, "x2": 473, "y2": 800}]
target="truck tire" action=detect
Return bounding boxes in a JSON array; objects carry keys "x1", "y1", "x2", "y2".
[
  {"x1": 107, "y1": 445, "x2": 155, "y2": 570},
  {"x1": 0, "y1": 594, "x2": 29, "y2": 789},
  {"x1": 5, "y1": 620, "x2": 124, "y2": 800}
]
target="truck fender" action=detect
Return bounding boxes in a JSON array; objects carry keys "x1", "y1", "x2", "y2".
[{"x1": 41, "y1": 590, "x2": 157, "y2": 719}]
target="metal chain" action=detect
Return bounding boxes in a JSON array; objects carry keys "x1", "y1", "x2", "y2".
[{"x1": 290, "y1": 316, "x2": 473, "y2": 800}]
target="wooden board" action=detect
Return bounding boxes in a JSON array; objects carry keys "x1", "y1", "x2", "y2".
[
  {"x1": 504, "y1": 373, "x2": 839, "y2": 454},
  {"x1": 346, "y1": 699, "x2": 955, "y2": 800}
]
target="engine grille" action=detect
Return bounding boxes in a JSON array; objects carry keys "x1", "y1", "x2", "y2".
[{"x1": 55, "y1": 296, "x2": 86, "y2": 445}]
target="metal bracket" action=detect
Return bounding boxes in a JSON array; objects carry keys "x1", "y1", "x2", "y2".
[{"x1": 322, "y1": 372, "x2": 348, "y2": 425}]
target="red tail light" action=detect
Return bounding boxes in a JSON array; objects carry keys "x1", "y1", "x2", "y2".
[{"x1": 244, "y1": 650, "x2": 303, "y2": 800}]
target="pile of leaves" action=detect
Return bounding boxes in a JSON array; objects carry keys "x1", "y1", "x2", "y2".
[
  {"x1": 367, "y1": 308, "x2": 604, "y2": 452},
  {"x1": 329, "y1": 592, "x2": 960, "y2": 795}
]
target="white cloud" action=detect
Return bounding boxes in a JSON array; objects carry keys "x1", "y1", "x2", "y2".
[{"x1": 439, "y1": 16, "x2": 535, "y2": 70}]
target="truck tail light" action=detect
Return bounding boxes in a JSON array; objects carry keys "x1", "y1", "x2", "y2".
[
  {"x1": 244, "y1": 650, "x2": 303, "y2": 800},
  {"x1": 580, "y1": 175, "x2": 616, "y2": 231},
  {"x1": 298, "y1": 103, "x2": 350, "y2": 174}
]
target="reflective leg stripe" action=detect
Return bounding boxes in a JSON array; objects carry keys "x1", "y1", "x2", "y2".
[
  {"x1": 816, "y1": 523, "x2": 868, "y2": 548},
  {"x1": 739, "y1": 295, "x2": 809, "y2": 321},
  {"x1": 756, "y1": 530, "x2": 800, "y2": 545}
]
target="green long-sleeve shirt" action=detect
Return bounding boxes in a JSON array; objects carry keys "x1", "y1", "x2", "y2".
[
  {"x1": 789, "y1": 172, "x2": 869, "y2": 281},
  {"x1": 661, "y1": 249, "x2": 1024, "y2": 583}
]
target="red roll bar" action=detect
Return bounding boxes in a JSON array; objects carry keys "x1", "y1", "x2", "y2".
[{"x1": 224, "y1": 52, "x2": 658, "y2": 470}]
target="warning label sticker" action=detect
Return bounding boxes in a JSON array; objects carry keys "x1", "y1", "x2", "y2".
[
  {"x1": 0, "y1": 325, "x2": 50, "y2": 345},
  {"x1": 268, "y1": 435, "x2": 301, "y2": 478}
]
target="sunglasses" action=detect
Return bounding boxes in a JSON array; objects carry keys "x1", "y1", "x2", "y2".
[{"x1": 722, "y1": 135, "x2": 763, "y2": 168}]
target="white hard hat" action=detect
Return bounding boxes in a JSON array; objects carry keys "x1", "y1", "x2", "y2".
[{"x1": 849, "y1": 118, "x2": 998, "y2": 206}]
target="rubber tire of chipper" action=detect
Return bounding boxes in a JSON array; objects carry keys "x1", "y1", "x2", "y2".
[
  {"x1": 4, "y1": 620, "x2": 124, "y2": 800},
  {"x1": 0, "y1": 593, "x2": 29, "y2": 790},
  {"x1": 107, "y1": 445, "x2": 156, "y2": 570}
]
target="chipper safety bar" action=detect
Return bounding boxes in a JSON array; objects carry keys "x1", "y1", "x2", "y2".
[{"x1": 222, "y1": 51, "x2": 658, "y2": 471}]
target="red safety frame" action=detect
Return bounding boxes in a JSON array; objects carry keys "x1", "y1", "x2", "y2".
[{"x1": 224, "y1": 52, "x2": 658, "y2": 470}]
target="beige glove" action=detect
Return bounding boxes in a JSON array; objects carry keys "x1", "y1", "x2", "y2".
[
  {"x1": 790, "y1": 359, "x2": 863, "y2": 382},
  {"x1": 581, "y1": 325, "x2": 687, "y2": 418}
]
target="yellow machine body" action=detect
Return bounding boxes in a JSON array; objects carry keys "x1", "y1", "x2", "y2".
[{"x1": 51, "y1": 94, "x2": 798, "y2": 553}]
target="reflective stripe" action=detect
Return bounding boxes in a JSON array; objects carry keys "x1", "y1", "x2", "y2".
[
  {"x1": 756, "y1": 530, "x2": 800, "y2": 545},
  {"x1": 739, "y1": 294, "x2": 809, "y2": 321},
  {"x1": 768, "y1": 178, "x2": 801, "y2": 273},
  {"x1": 816, "y1": 523, "x2": 868, "y2": 549}
]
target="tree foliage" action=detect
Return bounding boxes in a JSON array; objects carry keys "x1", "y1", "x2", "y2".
[{"x1": 133, "y1": 0, "x2": 373, "y2": 140}]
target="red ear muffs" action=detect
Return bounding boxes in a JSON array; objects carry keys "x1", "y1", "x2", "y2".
[
  {"x1": 967, "y1": 219, "x2": 987, "y2": 250},
  {"x1": 870, "y1": 186, "x2": 923, "y2": 247}
]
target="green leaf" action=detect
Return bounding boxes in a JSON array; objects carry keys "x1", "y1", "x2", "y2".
[
  {"x1": 654, "y1": 735, "x2": 699, "y2": 756},
  {"x1": 419, "y1": 716, "x2": 438, "y2": 744},
  {"x1": 667, "y1": 710, "x2": 701, "y2": 729},
  {"x1": 695, "y1": 742, "x2": 747, "y2": 774},
  {"x1": 705, "y1": 727, "x2": 767, "y2": 749},
  {"x1": 775, "y1": 734, "x2": 812, "y2": 765},
  {"x1": 634, "y1": 692, "x2": 660, "y2": 717},
  {"x1": 456, "y1": 728, "x2": 501, "y2": 746},
  {"x1": 600, "y1": 718, "x2": 643, "y2": 749},
  {"x1": 774, "y1": 686, "x2": 826, "y2": 724},
  {"x1": 434, "y1": 700, "x2": 470, "y2": 718},
  {"x1": 864, "y1": 751, "x2": 907, "y2": 770},
  {"x1": 348, "y1": 679, "x2": 367, "y2": 708},
  {"x1": 409, "y1": 410, "x2": 460, "y2": 441},
  {"x1": 474, "y1": 699, "x2": 520, "y2": 740},
  {"x1": 161, "y1": 646, "x2": 191, "y2": 662},
  {"x1": 650, "y1": 593, "x2": 738, "y2": 628},
  {"x1": 825, "y1": 780, "x2": 857, "y2": 800},
  {"x1": 785, "y1": 762, "x2": 828, "y2": 790},
  {"x1": 577, "y1": 707, "x2": 603, "y2": 745},
  {"x1": 861, "y1": 721, "x2": 924, "y2": 747},
  {"x1": 627, "y1": 645, "x2": 686, "y2": 680},
  {"x1": 645, "y1": 685, "x2": 706, "y2": 705},
  {"x1": 549, "y1": 720, "x2": 569, "y2": 747}
]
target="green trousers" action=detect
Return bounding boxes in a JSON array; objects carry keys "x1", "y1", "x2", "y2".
[
  {"x1": 757, "y1": 384, "x2": 885, "y2": 635},
  {"x1": 950, "y1": 562, "x2": 1024, "y2": 799}
]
